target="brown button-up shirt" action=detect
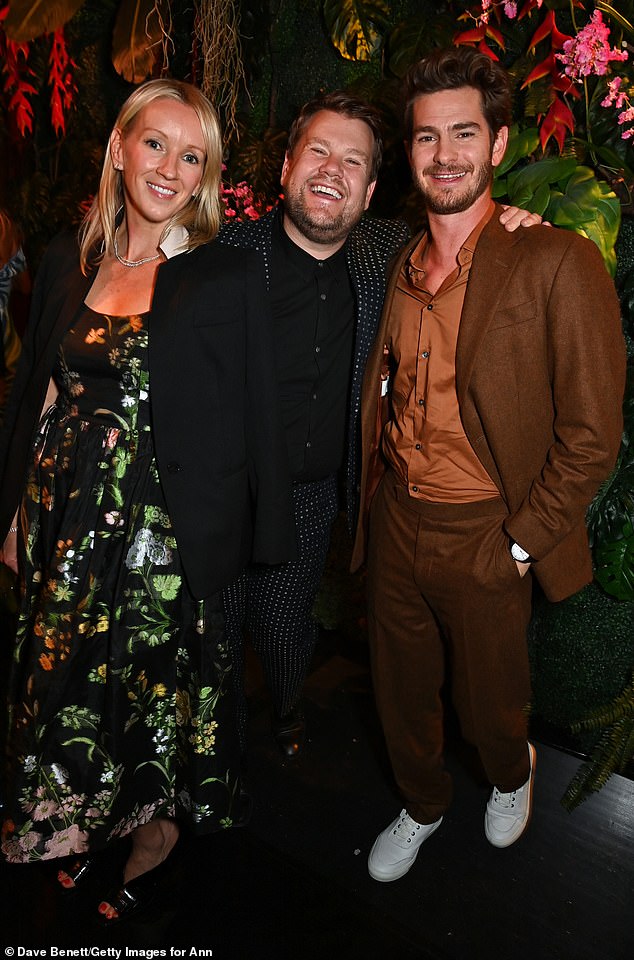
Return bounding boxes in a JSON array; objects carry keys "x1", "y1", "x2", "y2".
[{"x1": 382, "y1": 206, "x2": 499, "y2": 502}]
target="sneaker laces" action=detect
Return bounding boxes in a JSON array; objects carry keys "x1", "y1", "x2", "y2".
[
  {"x1": 392, "y1": 812, "x2": 421, "y2": 843},
  {"x1": 491, "y1": 786, "x2": 521, "y2": 809}
]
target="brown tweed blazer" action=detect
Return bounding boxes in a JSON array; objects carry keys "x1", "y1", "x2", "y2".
[{"x1": 352, "y1": 206, "x2": 626, "y2": 602}]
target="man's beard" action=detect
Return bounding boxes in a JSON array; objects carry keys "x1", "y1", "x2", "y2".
[
  {"x1": 283, "y1": 183, "x2": 361, "y2": 247},
  {"x1": 416, "y1": 159, "x2": 493, "y2": 215}
]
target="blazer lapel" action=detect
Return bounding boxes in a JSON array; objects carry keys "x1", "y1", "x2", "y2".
[
  {"x1": 455, "y1": 214, "x2": 523, "y2": 406},
  {"x1": 43, "y1": 261, "x2": 93, "y2": 358}
]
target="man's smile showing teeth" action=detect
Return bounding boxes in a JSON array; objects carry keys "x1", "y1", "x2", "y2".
[
  {"x1": 310, "y1": 184, "x2": 343, "y2": 200},
  {"x1": 148, "y1": 182, "x2": 176, "y2": 197},
  {"x1": 431, "y1": 172, "x2": 466, "y2": 181}
]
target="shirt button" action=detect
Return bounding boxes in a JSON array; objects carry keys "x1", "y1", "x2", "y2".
[
  {"x1": 318, "y1": 262, "x2": 324, "y2": 268},
  {"x1": 306, "y1": 441, "x2": 311, "y2": 448},
  {"x1": 315, "y1": 346, "x2": 321, "y2": 353},
  {"x1": 412, "y1": 485, "x2": 418, "y2": 492},
  {"x1": 427, "y1": 304, "x2": 433, "y2": 310},
  {"x1": 312, "y1": 393, "x2": 317, "y2": 400},
  {"x1": 415, "y1": 443, "x2": 421, "y2": 450},
  {"x1": 421, "y1": 351, "x2": 429, "y2": 359},
  {"x1": 320, "y1": 293, "x2": 326, "y2": 300},
  {"x1": 418, "y1": 398, "x2": 424, "y2": 406}
]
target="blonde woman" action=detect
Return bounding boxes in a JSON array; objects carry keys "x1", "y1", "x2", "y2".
[{"x1": 0, "y1": 79, "x2": 293, "y2": 921}]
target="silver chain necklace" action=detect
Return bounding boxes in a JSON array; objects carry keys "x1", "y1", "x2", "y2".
[{"x1": 113, "y1": 228, "x2": 161, "y2": 268}]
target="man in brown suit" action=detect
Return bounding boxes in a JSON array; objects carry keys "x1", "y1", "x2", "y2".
[{"x1": 352, "y1": 46, "x2": 626, "y2": 882}]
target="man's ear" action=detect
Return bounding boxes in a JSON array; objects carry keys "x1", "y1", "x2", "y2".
[
  {"x1": 491, "y1": 125, "x2": 509, "y2": 169},
  {"x1": 280, "y1": 151, "x2": 291, "y2": 187},
  {"x1": 364, "y1": 179, "x2": 377, "y2": 211}
]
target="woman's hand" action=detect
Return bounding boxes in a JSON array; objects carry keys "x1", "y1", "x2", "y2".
[{"x1": 1, "y1": 527, "x2": 19, "y2": 574}]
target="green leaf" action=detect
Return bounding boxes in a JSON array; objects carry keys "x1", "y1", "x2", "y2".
[
  {"x1": 152, "y1": 574, "x2": 180, "y2": 600},
  {"x1": 587, "y1": 456, "x2": 634, "y2": 548},
  {"x1": 61, "y1": 737, "x2": 96, "y2": 761},
  {"x1": 511, "y1": 157, "x2": 579, "y2": 197},
  {"x1": 572, "y1": 138, "x2": 634, "y2": 181},
  {"x1": 323, "y1": 0, "x2": 391, "y2": 62},
  {"x1": 112, "y1": 0, "x2": 167, "y2": 83},
  {"x1": 594, "y1": 523, "x2": 634, "y2": 600},
  {"x1": 531, "y1": 181, "x2": 552, "y2": 216},
  {"x1": 385, "y1": 13, "x2": 456, "y2": 78},
  {"x1": 545, "y1": 168, "x2": 621, "y2": 274},
  {"x1": 494, "y1": 127, "x2": 540, "y2": 179},
  {"x1": 3, "y1": 0, "x2": 85, "y2": 41}
]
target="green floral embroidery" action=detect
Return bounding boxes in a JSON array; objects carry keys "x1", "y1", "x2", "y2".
[{"x1": 2, "y1": 309, "x2": 236, "y2": 863}]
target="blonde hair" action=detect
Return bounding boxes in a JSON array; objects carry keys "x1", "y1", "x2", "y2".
[{"x1": 79, "y1": 79, "x2": 223, "y2": 274}]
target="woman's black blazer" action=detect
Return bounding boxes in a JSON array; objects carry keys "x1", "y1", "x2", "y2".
[{"x1": 0, "y1": 232, "x2": 295, "y2": 599}]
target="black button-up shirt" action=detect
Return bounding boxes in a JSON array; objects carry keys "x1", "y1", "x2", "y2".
[{"x1": 269, "y1": 212, "x2": 355, "y2": 481}]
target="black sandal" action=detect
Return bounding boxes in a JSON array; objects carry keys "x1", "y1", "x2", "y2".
[
  {"x1": 57, "y1": 854, "x2": 100, "y2": 893},
  {"x1": 97, "y1": 843, "x2": 180, "y2": 924}
]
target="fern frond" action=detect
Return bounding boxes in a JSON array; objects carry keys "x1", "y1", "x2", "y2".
[
  {"x1": 570, "y1": 670, "x2": 634, "y2": 732},
  {"x1": 562, "y1": 715, "x2": 634, "y2": 810}
]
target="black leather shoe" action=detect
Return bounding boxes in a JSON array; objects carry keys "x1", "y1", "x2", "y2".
[
  {"x1": 57, "y1": 854, "x2": 101, "y2": 894},
  {"x1": 97, "y1": 841, "x2": 181, "y2": 924},
  {"x1": 272, "y1": 707, "x2": 305, "y2": 759}
]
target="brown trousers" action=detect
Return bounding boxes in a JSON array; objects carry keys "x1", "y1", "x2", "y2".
[{"x1": 367, "y1": 471, "x2": 533, "y2": 825}]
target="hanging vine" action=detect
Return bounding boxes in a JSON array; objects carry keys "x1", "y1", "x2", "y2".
[{"x1": 194, "y1": 0, "x2": 245, "y2": 141}]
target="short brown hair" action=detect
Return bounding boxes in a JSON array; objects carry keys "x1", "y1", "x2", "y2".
[
  {"x1": 403, "y1": 46, "x2": 512, "y2": 144},
  {"x1": 287, "y1": 91, "x2": 383, "y2": 182}
]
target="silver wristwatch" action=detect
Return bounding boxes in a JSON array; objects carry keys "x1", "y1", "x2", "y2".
[{"x1": 510, "y1": 540, "x2": 531, "y2": 563}]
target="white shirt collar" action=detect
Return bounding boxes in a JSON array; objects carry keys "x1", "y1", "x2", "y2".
[{"x1": 159, "y1": 224, "x2": 190, "y2": 259}]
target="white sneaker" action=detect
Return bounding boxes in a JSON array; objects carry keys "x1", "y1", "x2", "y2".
[
  {"x1": 485, "y1": 742, "x2": 536, "y2": 848},
  {"x1": 367, "y1": 809, "x2": 443, "y2": 882}
]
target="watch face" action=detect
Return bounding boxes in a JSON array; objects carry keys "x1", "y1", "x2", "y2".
[{"x1": 511, "y1": 542, "x2": 530, "y2": 562}]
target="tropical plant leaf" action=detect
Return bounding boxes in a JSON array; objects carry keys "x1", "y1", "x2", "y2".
[
  {"x1": 594, "y1": 521, "x2": 634, "y2": 600},
  {"x1": 562, "y1": 705, "x2": 634, "y2": 811},
  {"x1": 385, "y1": 12, "x2": 456, "y2": 78},
  {"x1": 112, "y1": 0, "x2": 166, "y2": 83},
  {"x1": 571, "y1": 670, "x2": 634, "y2": 730},
  {"x1": 544, "y1": 168, "x2": 621, "y2": 274},
  {"x1": 323, "y1": 0, "x2": 390, "y2": 62},
  {"x1": 229, "y1": 127, "x2": 287, "y2": 199},
  {"x1": 494, "y1": 125, "x2": 540, "y2": 178},
  {"x1": 587, "y1": 455, "x2": 634, "y2": 547},
  {"x1": 2, "y1": 0, "x2": 85, "y2": 41},
  {"x1": 507, "y1": 156, "x2": 578, "y2": 199}
]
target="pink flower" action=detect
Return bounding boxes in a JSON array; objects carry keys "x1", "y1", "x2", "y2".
[
  {"x1": 503, "y1": 2, "x2": 517, "y2": 19},
  {"x1": 32, "y1": 799, "x2": 60, "y2": 821},
  {"x1": 42, "y1": 823, "x2": 89, "y2": 859},
  {"x1": 600, "y1": 75, "x2": 634, "y2": 140},
  {"x1": 601, "y1": 76, "x2": 627, "y2": 109},
  {"x1": 2, "y1": 832, "x2": 41, "y2": 862},
  {"x1": 557, "y1": 10, "x2": 628, "y2": 80}
]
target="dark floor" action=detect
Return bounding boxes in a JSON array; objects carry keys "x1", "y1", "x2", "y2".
[{"x1": 2, "y1": 631, "x2": 633, "y2": 960}]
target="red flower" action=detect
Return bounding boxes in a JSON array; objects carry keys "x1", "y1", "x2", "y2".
[{"x1": 539, "y1": 96, "x2": 576, "y2": 152}]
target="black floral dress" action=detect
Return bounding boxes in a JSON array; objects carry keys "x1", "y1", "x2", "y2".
[{"x1": 2, "y1": 306, "x2": 239, "y2": 863}]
